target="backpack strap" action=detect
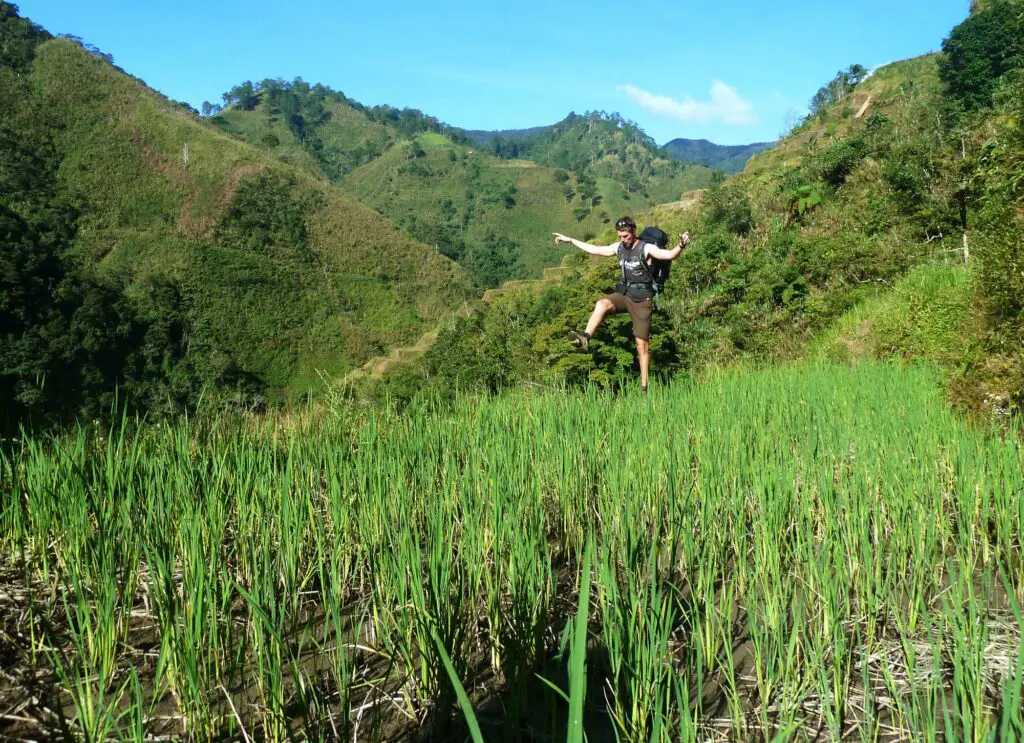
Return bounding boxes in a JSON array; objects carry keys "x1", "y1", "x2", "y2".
[{"x1": 634, "y1": 241, "x2": 657, "y2": 286}]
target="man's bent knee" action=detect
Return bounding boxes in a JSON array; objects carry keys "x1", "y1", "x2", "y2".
[{"x1": 596, "y1": 298, "x2": 615, "y2": 312}]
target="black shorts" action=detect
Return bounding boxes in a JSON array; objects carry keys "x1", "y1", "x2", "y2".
[{"x1": 604, "y1": 292, "x2": 653, "y2": 340}]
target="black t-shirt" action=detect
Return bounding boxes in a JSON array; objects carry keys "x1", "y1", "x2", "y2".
[{"x1": 616, "y1": 240, "x2": 654, "y2": 299}]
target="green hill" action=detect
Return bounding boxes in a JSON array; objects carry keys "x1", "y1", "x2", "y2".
[
  {"x1": 213, "y1": 90, "x2": 714, "y2": 285},
  {"x1": 661, "y1": 137, "x2": 773, "y2": 174},
  {"x1": 1, "y1": 5, "x2": 471, "y2": 424},
  {"x1": 462, "y1": 124, "x2": 553, "y2": 146},
  {"x1": 476, "y1": 111, "x2": 716, "y2": 202},
  {"x1": 340, "y1": 133, "x2": 651, "y2": 285},
  {"x1": 209, "y1": 79, "x2": 473, "y2": 183},
  {"x1": 210, "y1": 80, "x2": 449, "y2": 181},
  {"x1": 370, "y1": 4, "x2": 1024, "y2": 415}
]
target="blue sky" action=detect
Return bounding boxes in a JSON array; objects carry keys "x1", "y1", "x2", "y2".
[{"x1": 17, "y1": 0, "x2": 970, "y2": 146}]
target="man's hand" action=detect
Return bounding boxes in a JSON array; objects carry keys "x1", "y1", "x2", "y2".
[
  {"x1": 553, "y1": 233, "x2": 573, "y2": 245},
  {"x1": 677, "y1": 231, "x2": 692, "y2": 248}
]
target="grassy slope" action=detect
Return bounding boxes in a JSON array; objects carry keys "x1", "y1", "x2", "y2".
[
  {"x1": 745, "y1": 55, "x2": 942, "y2": 176},
  {"x1": 216, "y1": 96, "x2": 396, "y2": 179},
  {"x1": 32, "y1": 39, "x2": 471, "y2": 395},
  {"x1": 341, "y1": 133, "x2": 645, "y2": 280}
]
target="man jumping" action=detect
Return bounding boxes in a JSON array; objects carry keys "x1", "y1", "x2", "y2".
[{"x1": 553, "y1": 216, "x2": 690, "y2": 393}]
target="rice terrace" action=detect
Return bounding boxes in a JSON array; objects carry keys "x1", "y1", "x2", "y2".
[
  {"x1": 4, "y1": 0, "x2": 1024, "y2": 740},
  {"x1": 2, "y1": 363, "x2": 1022, "y2": 740}
]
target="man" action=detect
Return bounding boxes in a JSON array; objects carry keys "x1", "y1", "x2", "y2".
[{"x1": 553, "y1": 216, "x2": 691, "y2": 393}]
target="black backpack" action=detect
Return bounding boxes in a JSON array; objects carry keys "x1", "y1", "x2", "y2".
[{"x1": 637, "y1": 226, "x2": 671, "y2": 294}]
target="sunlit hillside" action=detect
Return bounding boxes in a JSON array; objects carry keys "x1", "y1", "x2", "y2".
[{"x1": 1, "y1": 12, "x2": 472, "y2": 421}]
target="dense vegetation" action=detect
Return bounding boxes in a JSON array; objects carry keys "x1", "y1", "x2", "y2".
[
  {"x1": 3, "y1": 364, "x2": 1022, "y2": 741},
  {"x1": 374, "y1": 1, "x2": 1024, "y2": 417},
  {"x1": 0, "y1": 5, "x2": 179, "y2": 427},
  {"x1": 0, "y1": 3, "x2": 471, "y2": 430}
]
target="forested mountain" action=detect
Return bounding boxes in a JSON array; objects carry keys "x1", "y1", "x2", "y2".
[
  {"x1": 462, "y1": 124, "x2": 552, "y2": 146},
  {"x1": 372, "y1": 1, "x2": 1024, "y2": 415},
  {"x1": 661, "y1": 138, "x2": 773, "y2": 174},
  {"x1": 472, "y1": 111, "x2": 715, "y2": 201},
  {"x1": 0, "y1": 3, "x2": 471, "y2": 428}
]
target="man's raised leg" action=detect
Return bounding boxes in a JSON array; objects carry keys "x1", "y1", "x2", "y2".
[
  {"x1": 569, "y1": 298, "x2": 615, "y2": 350},
  {"x1": 585, "y1": 298, "x2": 614, "y2": 337}
]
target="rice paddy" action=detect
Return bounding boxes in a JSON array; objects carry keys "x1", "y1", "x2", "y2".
[{"x1": 1, "y1": 362, "x2": 1022, "y2": 741}]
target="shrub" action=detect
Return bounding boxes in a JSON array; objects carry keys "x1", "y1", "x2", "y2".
[
  {"x1": 704, "y1": 182, "x2": 754, "y2": 236},
  {"x1": 976, "y1": 221, "x2": 1024, "y2": 319},
  {"x1": 815, "y1": 138, "x2": 865, "y2": 187}
]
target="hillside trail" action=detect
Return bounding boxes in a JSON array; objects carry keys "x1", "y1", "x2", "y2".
[{"x1": 342, "y1": 190, "x2": 705, "y2": 383}]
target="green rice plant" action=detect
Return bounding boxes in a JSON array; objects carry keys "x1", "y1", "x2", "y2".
[
  {"x1": 941, "y1": 567, "x2": 997, "y2": 743},
  {"x1": 429, "y1": 621, "x2": 485, "y2": 743},
  {"x1": 996, "y1": 575, "x2": 1024, "y2": 741},
  {"x1": 4, "y1": 361, "x2": 1024, "y2": 741},
  {"x1": 597, "y1": 542, "x2": 676, "y2": 742},
  {"x1": 49, "y1": 577, "x2": 132, "y2": 741},
  {"x1": 567, "y1": 535, "x2": 592, "y2": 743},
  {"x1": 878, "y1": 611, "x2": 943, "y2": 742}
]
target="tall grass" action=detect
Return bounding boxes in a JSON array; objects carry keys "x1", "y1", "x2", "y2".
[{"x1": 1, "y1": 361, "x2": 1022, "y2": 740}]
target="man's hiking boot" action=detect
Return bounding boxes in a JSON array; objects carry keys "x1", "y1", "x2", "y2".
[{"x1": 567, "y1": 330, "x2": 590, "y2": 351}]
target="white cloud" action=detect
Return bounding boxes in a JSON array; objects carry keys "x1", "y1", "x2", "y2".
[{"x1": 618, "y1": 80, "x2": 758, "y2": 126}]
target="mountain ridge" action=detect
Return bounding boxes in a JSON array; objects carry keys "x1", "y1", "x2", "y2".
[{"x1": 661, "y1": 137, "x2": 774, "y2": 174}]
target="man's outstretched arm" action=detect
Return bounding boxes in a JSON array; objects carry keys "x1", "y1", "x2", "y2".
[
  {"x1": 553, "y1": 233, "x2": 618, "y2": 257},
  {"x1": 646, "y1": 231, "x2": 692, "y2": 261}
]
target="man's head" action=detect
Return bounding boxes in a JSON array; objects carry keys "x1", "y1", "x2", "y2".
[{"x1": 616, "y1": 216, "x2": 637, "y2": 246}]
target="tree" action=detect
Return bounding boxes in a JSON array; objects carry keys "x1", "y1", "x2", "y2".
[
  {"x1": 0, "y1": 1, "x2": 50, "y2": 70},
  {"x1": 939, "y1": 0, "x2": 1024, "y2": 110},
  {"x1": 222, "y1": 80, "x2": 260, "y2": 110},
  {"x1": 809, "y1": 64, "x2": 869, "y2": 116}
]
